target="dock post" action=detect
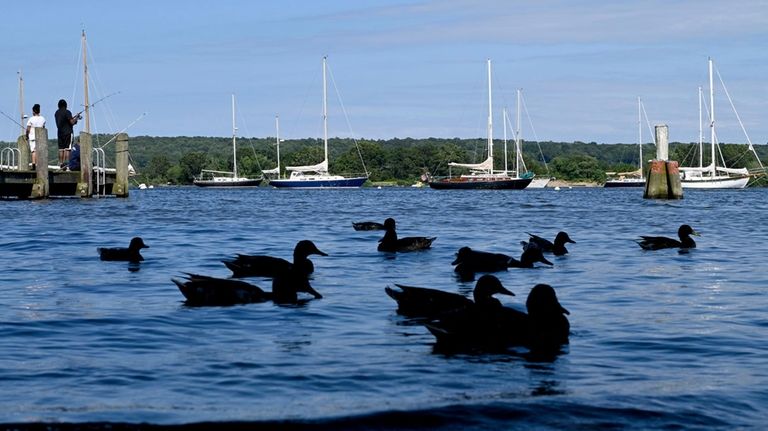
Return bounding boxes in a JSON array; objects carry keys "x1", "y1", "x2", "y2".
[
  {"x1": 78, "y1": 131, "x2": 93, "y2": 197},
  {"x1": 114, "y1": 133, "x2": 129, "y2": 197},
  {"x1": 643, "y1": 124, "x2": 683, "y2": 199},
  {"x1": 17, "y1": 135, "x2": 30, "y2": 170},
  {"x1": 30, "y1": 127, "x2": 49, "y2": 198}
]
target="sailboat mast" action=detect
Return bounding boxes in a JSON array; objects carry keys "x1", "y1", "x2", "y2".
[
  {"x1": 82, "y1": 30, "x2": 91, "y2": 134},
  {"x1": 708, "y1": 57, "x2": 716, "y2": 176},
  {"x1": 503, "y1": 107, "x2": 508, "y2": 173},
  {"x1": 486, "y1": 59, "x2": 493, "y2": 174},
  {"x1": 232, "y1": 94, "x2": 238, "y2": 178},
  {"x1": 698, "y1": 86, "x2": 703, "y2": 169},
  {"x1": 638, "y1": 97, "x2": 643, "y2": 179},
  {"x1": 275, "y1": 115, "x2": 281, "y2": 178},
  {"x1": 18, "y1": 70, "x2": 24, "y2": 135},
  {"x1": 322, "y1": 56, "x2": 329, "y2": 171},
  {"x1": 515, "y1": 88, "x2": 522, "y2": 177}
]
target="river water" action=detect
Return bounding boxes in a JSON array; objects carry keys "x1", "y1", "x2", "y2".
[{"x1": 0, "y1": 187, "x2": 766, "y2": 429}]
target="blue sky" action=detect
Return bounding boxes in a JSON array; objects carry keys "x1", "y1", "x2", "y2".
[{"x1": 2, "y1": 0, "x2": 767, "y2": 144}]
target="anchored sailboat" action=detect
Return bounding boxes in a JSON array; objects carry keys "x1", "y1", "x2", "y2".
[
  {"x1": 269, "y1": 56, "x2": 368, "y2": 189},
  {"x1": 428, "y1": 59, "x2": 533, "y2": 190},
  {"x1": 604, "y1": 97, "x2": 652, "y2": 188},
  {"x1": 194, "y1": 95, "x2": 262, "y2": 187},
  {"x1": 679, "y1": 58, "x2": 756, "y2": 189}
]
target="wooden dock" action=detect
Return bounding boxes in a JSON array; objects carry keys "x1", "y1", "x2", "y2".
[{"x1": 0, "y1": 129, "x2": 128, "y2": 199}]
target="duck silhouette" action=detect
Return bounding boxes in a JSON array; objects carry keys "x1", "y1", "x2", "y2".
[
  {"x1": 425, "y1": 283, "x2": 570, "y2": 352},
  {"x1": 521, "y1": 231, "x2": 575, "y2": 256},
  {"x1": 385, "y1": 274, "x2": 515, "y2": 319},
  {"x1": 377, "y1": 218, "x2": 436, "y2": 252},
  {"x1": 223, "y1": 240, "x2": 327, "y2": 278},
  {"x1": 637, "y1": 224, "x2": 699, "y2": 250},
  {"x1": 173, "y1": 269, "x2": 323, "y2": 306},
  {"x1": 352, "y1": 221, "x2": 385, "y2": 231},
  {"x1": 452, "y1": 246, "x2": 553, "y2": 280},
  {"x1": 97, "y1": 237, "x2": 149, "y2": 263}
]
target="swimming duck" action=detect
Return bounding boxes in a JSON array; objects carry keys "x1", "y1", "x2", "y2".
[
  {"x1": 425, "y1": 283, "x2": 570, "y2": 351},
  {"x1": 173, "y1": 269, "x2": 323, "y2": 306},
  {"x1": 521, "y1": 231, "x2": 575, "y2": 256},
  {"x1": 223, "y1": 240, "x2": 327, "y2": 278},
  {"x1": 377, "y1": 218, "x2": 436, "y2": 252},
  {"x1": 352, "y1": 221, "x2": 386, "y2": 231},
  {"x1": 385, "y1": 274, "x2": 515, "y2": 319},
  {"x1": 637, "y1": 224, "x2": 699, "y2": 250},
  {"x1": 97, "y1": 237, "x2": 149, "y2": 263},
  {"x1": 452, "y1": 246, "x2": 553, "y2": 280},
  {"x1": 172, "y1": 273, "x2": 271, "y2": 306}
]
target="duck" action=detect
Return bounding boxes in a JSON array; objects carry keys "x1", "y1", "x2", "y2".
[
  {"x1": 521, "y1": 231, "x2": 575, "y2": 256},
  {"x1": 172, "y1": 273, "x2": 271, "y2": 306},
  {"x1": 97, "y1": 237, "x2": 149, "y2": 263},
  {"x1": 637, "y1": 224, "x2": 699, "y2": 250},
  {"x1": 425, "y1": 283, "x2": 570, "y2": 351},
  {"x1": 385, "y1": 274, "x2": 515, "y2": 319},
  {"x1": 377, "y1": 218, "x2": 436, "y2": 252},
  {"x1": 452, "y1": 246, "x2": 553, "y2": 280},
  {"x1": 352, "y1": 221, "x2": 385, "y2": 231},
  {"x1": 223, "y1": 240, "x2": 327, "y2": 278},
  {"x1": 173, "y1": 270, "x2": 323, "y2": 306}
]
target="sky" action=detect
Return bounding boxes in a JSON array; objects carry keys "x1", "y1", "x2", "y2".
[{"x1": 1, "y1": 0, "x2": 767, "y2": 145}]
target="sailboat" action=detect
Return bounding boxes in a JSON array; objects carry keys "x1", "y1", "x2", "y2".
[
  {"x1": 269, "y1": 57, "x2": 368, "y2": 189},
  {"x1": 604, "y1": 97, "x2": 650, "y2": 188},
  {"x1": 510, "y1": 88, "x2": 551, "y2": 189},
  {"x1": 679, "y1": 58, "x2": 751, "y2": 189},
  {"x1": 194, "y1": 95, "x2": 262, "y2": 187},
  {"x1": 428, "y1": 59, "x2": 533, "y2": 190},
  {"x1": 260, "y1": 115, "x2": 281, "y2": 179}
]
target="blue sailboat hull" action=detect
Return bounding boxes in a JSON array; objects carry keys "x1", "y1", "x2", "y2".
[{"x1": 269, "y1": 176, "x2": 367, "y2": 189}]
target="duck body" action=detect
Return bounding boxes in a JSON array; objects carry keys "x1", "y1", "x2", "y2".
[
  {"x1": 637, "y1": 224, "x2": 698, "y2": 250},
  {"x1": 172, "y1": 273, "x2": 271, "y2": 306},
  {"x1": 223, "y1": 240, "x2": 326, "y2": 278},
  {"x1": 426, "y1": 284, "x2": 570, "y2": 352},
  {"x1": 97, "y1": 237, "x2": 149, "y2": 263},
  {"x1": 385, "y1": 274, "x2": 514, "y2": 320},
  {"x1": 377, "y1": 218, "x2": 435, "y2": 252},
  {"x1": 352, "y1": 221, "x2": 385, "y2": 231},
  {"x1": 522, "y1": 231, "x2": 575, "y2": 256}
]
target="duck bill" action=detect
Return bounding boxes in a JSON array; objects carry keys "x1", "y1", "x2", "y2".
[
  {"x1": 303, "y1": 284, "x2": 323, "y2": 299},
  {"x1": 314, "y1": 248, "x2": 329, "y2": 257},
  {"x1": 499, "y1": 286, "x2": 516, "y2": 297},
  {"x1": 691, "y1": 230, "x2": 701, "y2": 237},
  {"x1": 451, "y1": 256, "x2": 461, "y2": 265},
  {"x1": 560, "y1": 305, "x2": 570, "y2": 315}
]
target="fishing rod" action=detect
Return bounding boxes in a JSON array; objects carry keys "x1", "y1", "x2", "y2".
[
  {"x1": 74, "y1": 91, "x2": 121, "y2": 118},
  {"x1": 98, "y1": 112, "x2": 148, "y2": 149},
  {"x1": 0, "y1": 109, "x2": 24, "y2": 129}
]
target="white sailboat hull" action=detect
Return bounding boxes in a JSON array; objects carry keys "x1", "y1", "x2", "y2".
[
  {"x1": 527, "y1": 177, "x2": 552, "y2": 188},
  {"x1": 681, "y1": 175, "x2": 749, "y2": 189}
]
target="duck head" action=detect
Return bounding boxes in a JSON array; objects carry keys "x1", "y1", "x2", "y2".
[
  {"x1": 451, "y1": 246, "x2": 473, "y2": 265},
  {"x1": 129, "y1": 237, "x2": 149, "y2": 250},
  {"x1": 554, "y1": 231, "x2": 575, "y2": 245},
  {"x1": 678, "y1": 224, "x2": 700, "y2": 239},
  {"x1": 521, "y1": 247, "x2": 553, "y2": 266},
  {"x1": 472, "y1": 274, "x2": 515, "y2": 303},
  {"x1": 526, "y1": 284, "x2": 569, "y2": 316},
  {"x1": 294, "y1": 240, "x2": 328, "y2": 259},
  {"x1": 384, "y1": 218, "x2": 396, "y2": 230}
]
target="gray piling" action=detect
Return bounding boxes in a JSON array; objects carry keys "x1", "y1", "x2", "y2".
[
  {"x1": 114, "y1": 133, "x2": 129, "y2": 197},
  {"x1": 78, "y1": 132, "x2": 93, "y2": 197},
  {"x1": 17, "y1": 135, "x2": 30, "y2": 170},
  {"x1": 30, "y1": 127, "x2": 48, "y2": 198}
]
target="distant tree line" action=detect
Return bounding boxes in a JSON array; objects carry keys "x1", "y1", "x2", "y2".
[{"x1": 3, "y1": 135, "x2": 767, "y2": 185}]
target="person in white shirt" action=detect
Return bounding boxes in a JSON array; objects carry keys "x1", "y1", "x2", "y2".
[{"x1": 25, "y1": 103, "x2": 46, "y2": 168}]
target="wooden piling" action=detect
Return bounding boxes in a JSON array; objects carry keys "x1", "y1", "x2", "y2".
[
  {"x1": 643, "y1": 124, "x2": 683, "y2": 199},
  {"x1": 17, "y1": 135, "x2": 30, "y2": 170},
  {"x1": 78, "y1": 131, "x2": 93, "y2": 197},
  {"x1": 30, "y1": 127, "x2": 48, "y2": 198},
  {"x1": 114, "y1": 133, "x2": 129, "y2": 197}
]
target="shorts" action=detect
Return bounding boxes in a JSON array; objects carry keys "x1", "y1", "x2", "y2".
[
  {"x1": 58, "y1": 133, "x2": 72, "y2": 150},
  {"x1": 29, "y1": 140, "x2": 36, "y2": 152}
]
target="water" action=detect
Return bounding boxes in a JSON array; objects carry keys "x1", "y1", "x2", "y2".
[{"x1": 1, "y1": 187, "x2": 767, "y2": 429}]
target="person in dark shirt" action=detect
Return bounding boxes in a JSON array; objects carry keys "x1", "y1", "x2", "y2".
[{"x1": 55, "y1": 99, "x2": 79, "y2": 169}]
